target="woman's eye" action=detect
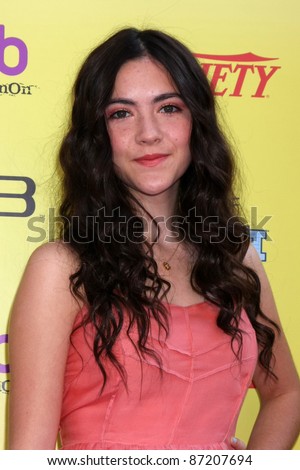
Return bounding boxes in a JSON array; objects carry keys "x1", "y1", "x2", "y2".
[
  {"x1": 109, "y1": 109, "x2": 130, "y2": 119},
  {"x1": 160, "y1": 104, "x2": 180, "y2": 114}
]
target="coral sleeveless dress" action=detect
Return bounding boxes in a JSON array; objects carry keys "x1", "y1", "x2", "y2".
[{"x1": 59, "y1": 301, "x2": 258, "y2": 450}]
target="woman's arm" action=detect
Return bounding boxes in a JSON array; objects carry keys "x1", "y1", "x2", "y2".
[
  {"x1": 8, "y1": 242, "x2": 81, "y2": 449},
  {"x1": 244, "y1": 244, "x2": 300, "y2": 449}
]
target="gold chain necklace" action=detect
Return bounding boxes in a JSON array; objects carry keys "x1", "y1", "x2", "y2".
[{"x1": 160, "y1": 242, "x2": 181, "y2": 271}]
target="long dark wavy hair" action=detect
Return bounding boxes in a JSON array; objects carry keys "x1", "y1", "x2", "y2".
[{"x1": 58, "y1": 27, "x2": 279, "y2": 388}]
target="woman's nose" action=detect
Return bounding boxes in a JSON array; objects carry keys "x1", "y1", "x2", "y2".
[{"x1": 135, "y1": 113, "x2": 163, "y2": 145}]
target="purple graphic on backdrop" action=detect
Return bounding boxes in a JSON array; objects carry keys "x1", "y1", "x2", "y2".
[
  {"x1": 0, "y1": 334, "x2": 9, "y2": 374},
  {"x1": 0, "y1": 25, "x2": 28, "y2": 75}
]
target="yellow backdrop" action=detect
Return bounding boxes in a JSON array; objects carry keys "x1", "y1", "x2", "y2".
[{"x1": 1, "y1": 0, "x2": 299, "y2": 450}]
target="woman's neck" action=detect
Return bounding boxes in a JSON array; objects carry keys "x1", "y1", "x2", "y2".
[{"x1": 130, "y1": 188, "x2": 180, "y2": 244}]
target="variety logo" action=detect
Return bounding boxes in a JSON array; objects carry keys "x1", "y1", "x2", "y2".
[
  {"x1": 0, "y1": 175, "x2": 36, "y2": 217},
  {"x1": 196, "y1": 52, "x2": 281, "y2": 98}
]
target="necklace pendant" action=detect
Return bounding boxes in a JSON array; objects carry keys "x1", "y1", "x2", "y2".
[{"x1": 162, "y1": 261, "x2": 171, "y2": 270}]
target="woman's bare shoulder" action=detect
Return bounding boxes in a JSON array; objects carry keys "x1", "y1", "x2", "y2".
[
  {"x1": 27, "y1": 240, "x2": 79, "y2": 270},
  {"x1": 242, "y1": 242, "x2": 262, "y2": 269},
  {"x1": 11, "y1": 241, "x2": 83, "y2": 326}
]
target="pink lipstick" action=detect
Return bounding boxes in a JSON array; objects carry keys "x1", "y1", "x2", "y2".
[{"x1": 134, "y1": 154, "x2": 169, "y2": 167}]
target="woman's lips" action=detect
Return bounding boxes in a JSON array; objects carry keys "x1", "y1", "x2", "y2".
[{"x1": 134, "y1": 154, "x2": 169, "y2": 167}]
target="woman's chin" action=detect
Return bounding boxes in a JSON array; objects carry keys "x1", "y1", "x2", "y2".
[{"x1": 129, "y1": 183, "x2": 178, "y2": 199}]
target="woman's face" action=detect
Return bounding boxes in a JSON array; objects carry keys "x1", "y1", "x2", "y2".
[{"x1": 105, "y1": 56, "x2": 192, "y2": 202}]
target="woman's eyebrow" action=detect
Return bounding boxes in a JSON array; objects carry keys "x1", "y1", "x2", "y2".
[
  {"x1": 107, "y1": 98, "x2": 135, "y2": 106},
  {"x1": 153, "y1": 92, "x2": 182, "y2": 103},
  {"x1": 107, "y1": 92, "x2": 182, "y2": 106}
]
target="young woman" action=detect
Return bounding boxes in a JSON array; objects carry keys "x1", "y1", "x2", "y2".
[{"x1": 8, "y1": 28, "x2": 300, "y2": 450}]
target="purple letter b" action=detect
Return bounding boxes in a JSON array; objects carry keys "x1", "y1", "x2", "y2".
[{"x1": 0, "y1": 25, "x2": 28, "y2": 75}]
